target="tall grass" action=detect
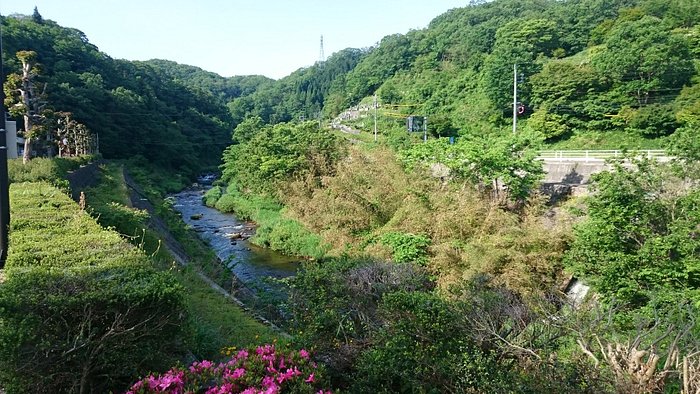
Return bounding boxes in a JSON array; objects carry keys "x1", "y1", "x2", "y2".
[{"x1": 283, "y1": 145, "x2": 569, "y2": 297}]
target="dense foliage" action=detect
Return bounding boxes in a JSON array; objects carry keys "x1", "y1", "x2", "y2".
[
  {"x1": 0, "y1": 182, "x2": 187, "y2": 393},
  {"x1": 226, "y1": 0, "x2": 700, "y2": 150},
  {"x1": 228, "y1": 48, "x2": 365, "y2": 124},
  {"x1": 566, "y1": 159, "x2": 700, "y2": 311},
  {"x1": 288, "y1": 257, "x2": 620, "y2": 393},
  {"x1": 221, "y1": 120, "x2": 342, "y2": 195},
  {"x1": 2, "y1": 14, "x2": 234, "y2": 176}
]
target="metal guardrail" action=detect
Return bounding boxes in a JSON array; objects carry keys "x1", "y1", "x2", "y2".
[{"x1": 537, "y1": 149, "x2": 667, "y2": 160}]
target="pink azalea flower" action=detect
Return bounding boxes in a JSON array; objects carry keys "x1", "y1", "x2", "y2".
[
  {"x1": 158, "y1": 372, "x2": 184, "y2": 391},
  {"x1": 262, "y1": 375, "x2": 276, "y2": 388},
  {"x1": 147, "y1": 376, "x2": 158, "y2": 390},
  {"x1": 129, "y1": 380, "x2": 144, "y2": 391},
  {"x1": 241, "y1": 388, "x2": 257, "y2": 394},
  {"x1": 299, "y1": 349, "x2": 310, "y2": 359},
  {"x1": 206, "y1": 383, "x2": 235, "y2": 394},
  {"x1": 305, "y1": 373, "x2": 315, "y2": 383},
  {"x1": 236, "y1": 349, "x2": 249, "y2": 361},
  {"x1": 230, "y1": 368, "x2": 245, "y2": 380},
  {"x1": 263, "y1": 384, "x2": 280, "y2": 394}
]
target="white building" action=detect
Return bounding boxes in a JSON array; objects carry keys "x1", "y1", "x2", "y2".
[{"x1": 5, "y1": 121, "x2": 20, "y2": 159}]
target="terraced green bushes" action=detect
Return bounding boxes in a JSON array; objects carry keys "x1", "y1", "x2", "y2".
[{"x1": 0, "y1": 182, "x2": 187, "y2": 393}]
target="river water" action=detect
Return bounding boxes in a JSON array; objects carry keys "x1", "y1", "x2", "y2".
[{"x1": 171, "y1": 188, "x2": 301, "y2": 292}]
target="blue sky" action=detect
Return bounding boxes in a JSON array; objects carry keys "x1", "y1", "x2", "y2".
[{"x1": 4, "y1": 1, "x2": 469, "y2": 79}]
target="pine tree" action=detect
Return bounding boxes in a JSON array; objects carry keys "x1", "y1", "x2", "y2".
[{"x1": 31, "y1": 6, "x2": 43, "y2": 24}]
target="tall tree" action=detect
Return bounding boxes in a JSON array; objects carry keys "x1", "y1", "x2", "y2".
[
  {"x1": 592, "y1": 16, "x2": 694, "y2": 106},
  {"x1": 3, "y1": 51, "x2": 47, "y2": 163},
  {"x1": 31, "y1": 6, "x2": 44, "y2": 24}
]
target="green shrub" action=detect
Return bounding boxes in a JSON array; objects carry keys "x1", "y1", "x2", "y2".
[
  {"x1": 565, "y1": 160, "x2": 700, "y2": 309},
  {"x1": 352, "y1": 291, "x2": 463, "y2": 393},
  {"x1": 289, "y1": 257, "x2": 431, "y2": 385},
  {"x1": 254, "y1": 210, "x2": 329, "y2": 258},
  {"x1": 0, "y1": 182, "x2": 187, "y2": 393},
  {"x1": 377, "y1": 232, "x2": 431, "y2": 265},
  {"x1": 202, "y1": 185, "x2": 222, "y2": 207}
]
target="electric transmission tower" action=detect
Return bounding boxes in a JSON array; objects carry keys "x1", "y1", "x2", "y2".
[{"x1": 319, "y1": 35, "x2": 325, "y2": 62}]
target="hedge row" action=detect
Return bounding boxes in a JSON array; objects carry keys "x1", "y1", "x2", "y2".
[{"x1": 0, "y1": 182, "x2": 187, "y2": 393}]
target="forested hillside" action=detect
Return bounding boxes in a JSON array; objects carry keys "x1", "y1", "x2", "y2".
[
  {"x1": 227, "y1": 47, "x2": 366, "y2": 124},
  {"x1": 7, "y1": 0, "x2": 698, "y2": 169},
  {"x1": 232, "y1": 0, "x2": 700, "y2": 148},
  {"x1": 2, "y1": 13, "x2": 238, "y2": 177}
]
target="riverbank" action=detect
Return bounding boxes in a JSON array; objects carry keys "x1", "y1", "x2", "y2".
[
  {"x1": 170, "y1": 186, "x2": 300, "y2": 325},
  {"x1": 204, "y1": 183, "x2": 329, "y2": 258},
  {"x1": 75, "y1": 162, "x2": 287, "y2": 357}
]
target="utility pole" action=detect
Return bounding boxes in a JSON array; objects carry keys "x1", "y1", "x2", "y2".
[
  {"x1": 0, "y1": 24, "x2": 10, "y2": 269},
  {"x1": 512, "y1": 64, "x2": 518, "y2": 134},
  {"x1": 373, "y1": 94, "x2": 378, "y2": 142}
]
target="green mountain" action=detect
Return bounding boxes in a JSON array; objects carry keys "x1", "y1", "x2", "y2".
[
  {"x1": 4, "y1": 0, "x2": 700, "y2": 174},
  {"x1": 232, "y1": 0, "x2": 700, "y2": 146},
  {"x1": 2, "y1": 14, "x2": 233, "y2": 177}
]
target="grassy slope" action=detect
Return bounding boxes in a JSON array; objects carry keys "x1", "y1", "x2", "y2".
[{"x1": 79, "y1": 162, "x2": 284, "y2": 358}]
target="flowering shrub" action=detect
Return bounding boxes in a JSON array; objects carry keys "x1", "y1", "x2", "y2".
[{"x1": 126, "y1": 345, "x2": 330, "y2": 394}]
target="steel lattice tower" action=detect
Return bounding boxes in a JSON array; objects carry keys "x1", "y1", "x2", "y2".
[{"x1": 319, "y1": 35, "x2": 325, "y2": 62}]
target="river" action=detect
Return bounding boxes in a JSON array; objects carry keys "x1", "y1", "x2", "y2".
[{"x1": 171, "y1": 187, "x2": 301, "y2": 296}]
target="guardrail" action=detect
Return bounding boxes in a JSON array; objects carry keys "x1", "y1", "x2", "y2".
[{"x1": 537, "y1": 149, "x2": 667, "y2": 160}]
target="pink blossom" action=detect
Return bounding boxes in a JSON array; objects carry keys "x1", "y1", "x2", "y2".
[
  {"x1": 205, "y1": 383, "x2": 235, "y2": 394},
  {"x1": 228, "y1": 368, "x2": 245, "y2": 380},
  {"x1": 189, "y1": 359, "x2": 215, "y2": 374},
  {"x1": 263, "y1": 384, "x2": 280, "y2": 394},
  {"x1": 262, "y1": 375, "x2": 276, "y2": 388},
  {"x1": 256, "y1": 344, "x2": 275, "y2": 356},
  {"x1": 236, "y1": 349, "x2": 249, "y2": 361},
  {"x1": 147, "y1": 376, "x2": 158, "y2": 390},
  {"x1": 128, "y1": 380, "x2": 144, "y2": 392},
  {"x1": 125, "y1": 343, "x2": 331, "y2": 394},
  {"x1": 276, "y1": 369, "x2": 291, "y2": 384},
  {"x1": 158, "y1": 371, "x2": 184, "y2": 391}
]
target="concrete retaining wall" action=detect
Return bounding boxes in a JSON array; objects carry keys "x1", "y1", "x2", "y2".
[{"x1": 541, "y1": 159, "x2": 609, "y2": 184}]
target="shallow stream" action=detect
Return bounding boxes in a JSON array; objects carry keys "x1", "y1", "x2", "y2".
[{"x1": 171, "y1": 188, "x2": 300, "y2": 292}]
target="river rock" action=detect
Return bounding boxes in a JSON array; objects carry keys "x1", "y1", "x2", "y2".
[
  {"x1": 190, "y1": 213, "x2": 203, "y2": 220},
  {"x1": 225, "y1": 232, "x2": 243, "y2": 240}
]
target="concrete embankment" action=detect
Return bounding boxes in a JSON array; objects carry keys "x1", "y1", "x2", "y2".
[{"x1": 540, "y1": 159, "x2": 609, "y2": 185}]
